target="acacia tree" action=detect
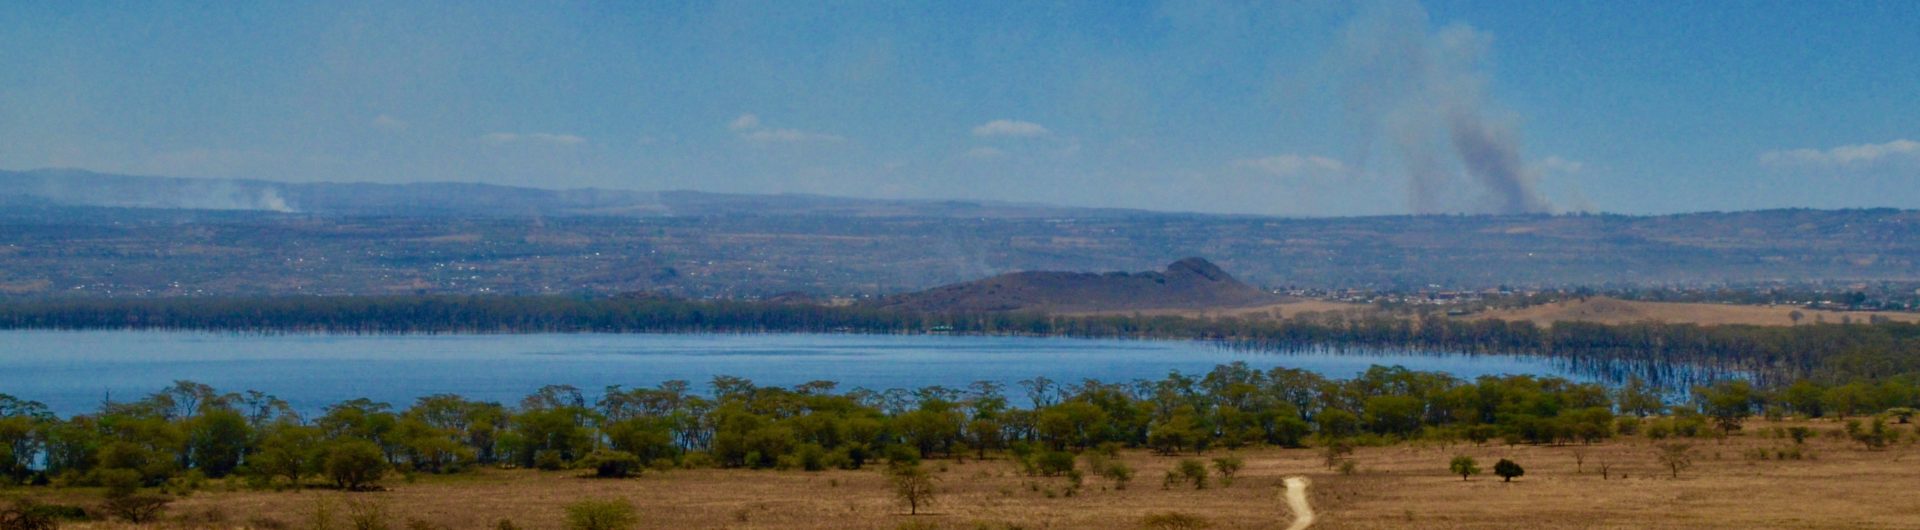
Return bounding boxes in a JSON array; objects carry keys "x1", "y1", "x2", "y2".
[
  {"x1": 889, "y1": 463, "x2": 936, "y2": 515},
  {"x1": 1493, "y1": 459, "x2": 1524, "y2": 482},
  {"x1": 1656, "y1": 443, "x2": 1694, "y2": 478},
  {"x1": 1449, "y1": 455, "x2": 1479, "y2": 481},
  {"x1": 1696, "y1": 381, "x2": 1755, "y2": 436}
]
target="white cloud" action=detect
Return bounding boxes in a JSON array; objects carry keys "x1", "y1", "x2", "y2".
[
  {"x1": 481, "y1": 132, "x2": 587, "y2": 146},
  {"x1": 1233, "y1": 154, "x2": 1349, "y2": 176},
  {"x1": 371, "y1": 114, "x2": 407, "y2": 131},
  {"x1": 971, "y1": 119, "x2": 1050, "y2": 138},
  {"x1": 729, "y1": 113, "x2": 762, "y2": 132},
  {"x1": 728, "y1": 113, "x2": 845, "y2": 144},
  {"x1": 741, "y1": 128, "x2": 846, "y2": 144},
  {"x1": 1761, "y1": 139, "x2": 1920, "y2": 167},
  {"x1": 964, "y1": 146, "x2": 1006, "y2": 159},
  {"x1": 1539, "y1": 156, "x2": 1584, "y2": 174}
]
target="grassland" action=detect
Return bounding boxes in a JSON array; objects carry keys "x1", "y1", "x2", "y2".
[
  {"x1": 1473, "y1": 297, "x2": 1920, "y2": 327},
  {"x1": 11, "y1": 419, "x2": 1919, "y2": 529}
]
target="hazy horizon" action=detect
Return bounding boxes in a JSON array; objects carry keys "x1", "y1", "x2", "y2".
[{"x1": 4, "y1": 1, "x2": 1917, "y2": 216}]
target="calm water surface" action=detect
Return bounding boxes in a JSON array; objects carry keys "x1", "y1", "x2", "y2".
[{"x1": 0, "y1": 330, "x2": 1587, "y2": 414}]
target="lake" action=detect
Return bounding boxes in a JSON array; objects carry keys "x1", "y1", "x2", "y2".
[{"x1": 0, "y1": 330, "x2": 1591, "y2": 415}]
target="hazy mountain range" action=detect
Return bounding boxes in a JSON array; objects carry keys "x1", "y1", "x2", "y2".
[{"x1": 2, "y1": 169, "x2": 1917, "y2": 299}]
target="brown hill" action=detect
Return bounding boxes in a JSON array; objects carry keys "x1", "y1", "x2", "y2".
[{"x1": 873, "y1": 257, "x2": 1278, "y2": 313}]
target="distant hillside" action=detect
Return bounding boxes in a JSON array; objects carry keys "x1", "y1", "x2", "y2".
[
  {"x1": 3, "y1": 168, "x2": 1920, "y2": 298},
  {"x1": 873, "y1": 258, "x2": 1280, "y2": 313},
  {"x1": 0, "y1": 168, "x2": 1129, "y2": 219}
]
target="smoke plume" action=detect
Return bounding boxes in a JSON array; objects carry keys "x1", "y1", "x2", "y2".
[{"x1": 1338, "y1": 0, "x2": 1552, "y2": 214}]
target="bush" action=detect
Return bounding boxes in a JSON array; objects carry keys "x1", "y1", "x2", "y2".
[
  {"x1": 1319, "y1": 440, "x2": 1354, "y2": 469},
  {"x1": 563, "y1": 499, "x2": 638, "y2": 530},
  {"x1": 325, "y1": 440, "x2": 389, "y2": 491},
  {"x1": 1209, "y1": 456, "x2": 1243, "y2": 486},
  {"x1": 1029, "y1": 451, "x2": 1075, "y2": 477},
  {"x1": 1140, "y1": 511, "x2": 1211, "y2": 529},
  {"x1": 1337, "y1": 459, "x2": 1359, "y2": 475},
  {"x1": 345, "y1": 499, "x2": 391, "y2": 530},
  {"x1": 534, "y1": 450, "x2": 568, "y2": 471},
  {"x1": 1613, "y1": 417, "x2": 1641, "y2": 436},
  {"x1": 1492, "y1": 459, "x2": 1523, "y2": 482},
  {"x1": 92, "y1": 468, "x2": 143, "y2": 498},
  {"x1": 1, "y1": 500, "x2": 64, "y2": 530},
  {"x1": 578, "y1": 450, "x2": 642, "y2": 478},
  {"x1": 100, "y1": 494, "x2": 171, "y2": 523},
  {"x1": 1096, "y1": 461, "x2": 1134, "y2": 490},
  {"x1": 1786, "y1": 426, "x2": 1813, "y2": 444},
  {"x1": 1175, "y1": 459, "x2": 1208, "y2": 489}
]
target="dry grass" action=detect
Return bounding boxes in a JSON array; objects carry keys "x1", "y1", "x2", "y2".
[
  {"x1": 1474, "y1": 297, "x2": 1920, "y2": 327},
  {"x1": 17, "y1": 420, "x2": 1920, "y2": 529},
  {"x1": 1069, "y1": 299, "x2": 1378, "y2": 321}
]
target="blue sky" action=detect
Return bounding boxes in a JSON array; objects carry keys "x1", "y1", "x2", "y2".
[{"x1": 2, "y1": 0, "x2": 1916, "y2": 216}]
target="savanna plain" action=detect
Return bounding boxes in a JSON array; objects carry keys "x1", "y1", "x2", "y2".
[{"x1": 12, "y1": 419, "x2": 1919, "y2": 530}]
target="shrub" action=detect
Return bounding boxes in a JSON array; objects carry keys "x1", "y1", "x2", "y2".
[
  {"x1": 563, "y1": 499, "x2": 638, "y2": 530},
  {"x1": 1140, "y1": 511, "x2": 1211, "y2": 529},
  {"x1": 1097, "y1": 461, "x2": 1134, "y2": 490},
  {"x1": 1319, "y1": 440, "x2": 1354, "y2": 469},
  {"x1": 345, "y1": 499, "x2": 392, "y2": 530},
  {"x1": 325, "y1": 440, "x2": 389, "y2": 491},
  {"x1": 1209, "y1": 456, "x2": 1243, "y2": 486},
  {"x1": 1780, "y1": 426, "x2": 1811, "y2": 444},
  {"x1": 1029, "y1": 451, "x2": 1075, "y2": 477},
  {"x1": 0, "y1": 500, "x2": 62, "y2": 530},
  {"x1": 1847, "y1": 418, "x2": 1892, "y2": 450},
  {"x1": 1175, "y1": 459, "x2": 1208, "y2": 489},
  {"x1": 1448, "y1": 455, "x2": 1479, "y2": 481},
  {"x1": 100, "y1": 494, "x2": 171, "y2": 524},
  {"x1": 578, "y1": 450, "x2": 642, "y2": 478},
  {"x1": 534, "y1": 450, "x2": 568, "y2": 471},
  {"x1": 1337, "y1": 460, "x2": 1359, "y2": 475},
  {"x1": 1492, "y1": 459, "x2": 1523, "y2": 482}
]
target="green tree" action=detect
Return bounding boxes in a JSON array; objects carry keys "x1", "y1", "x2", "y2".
[
  {"x1": 251, "y1": 423, "x2": 322, "y2": 487},
  {"x1": 182, "y1": 408, "x2": 251, "y2": 478},
  {"x1": 1492, "y1": 459, "x2": 1523, "y2": 482},
  {"x1": 1449, "y1": 455, "x2": 1479, "y2": 481},
  {"x1": 1696, "y1": 380, "x2": 1755, "y2": 435},
  {"x1": 325, "y1": 439, "x2": 389, "y2": 490}
]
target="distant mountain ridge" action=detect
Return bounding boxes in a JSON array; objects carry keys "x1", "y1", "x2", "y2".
[
  {"x1": 873, "y1": 258, "x2": 1280, "y2": 313},
  {"x1": 4, "y1": 168, "x2": 1920, "y2": 298},
  {"x1": 0, "y1": 168, "x2": 1140, "y2": 218}
]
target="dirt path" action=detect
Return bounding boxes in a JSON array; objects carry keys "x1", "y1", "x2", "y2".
[{"x1": 1283, "y1": 476, "x2": 1315, "y2": 530}]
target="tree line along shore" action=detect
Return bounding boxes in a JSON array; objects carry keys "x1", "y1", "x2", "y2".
[{"x1": 4, "y1": 294, "x2": 1919, "y2": 384}]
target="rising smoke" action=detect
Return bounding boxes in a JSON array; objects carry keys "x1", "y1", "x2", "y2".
[{"x1": 1338, "y1": 0, "x2": 1552, "y2": 214}]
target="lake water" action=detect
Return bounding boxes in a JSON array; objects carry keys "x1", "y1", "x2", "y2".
[{"x1": 0, "y1": 330, "x2": 1590, "y2": 415}]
